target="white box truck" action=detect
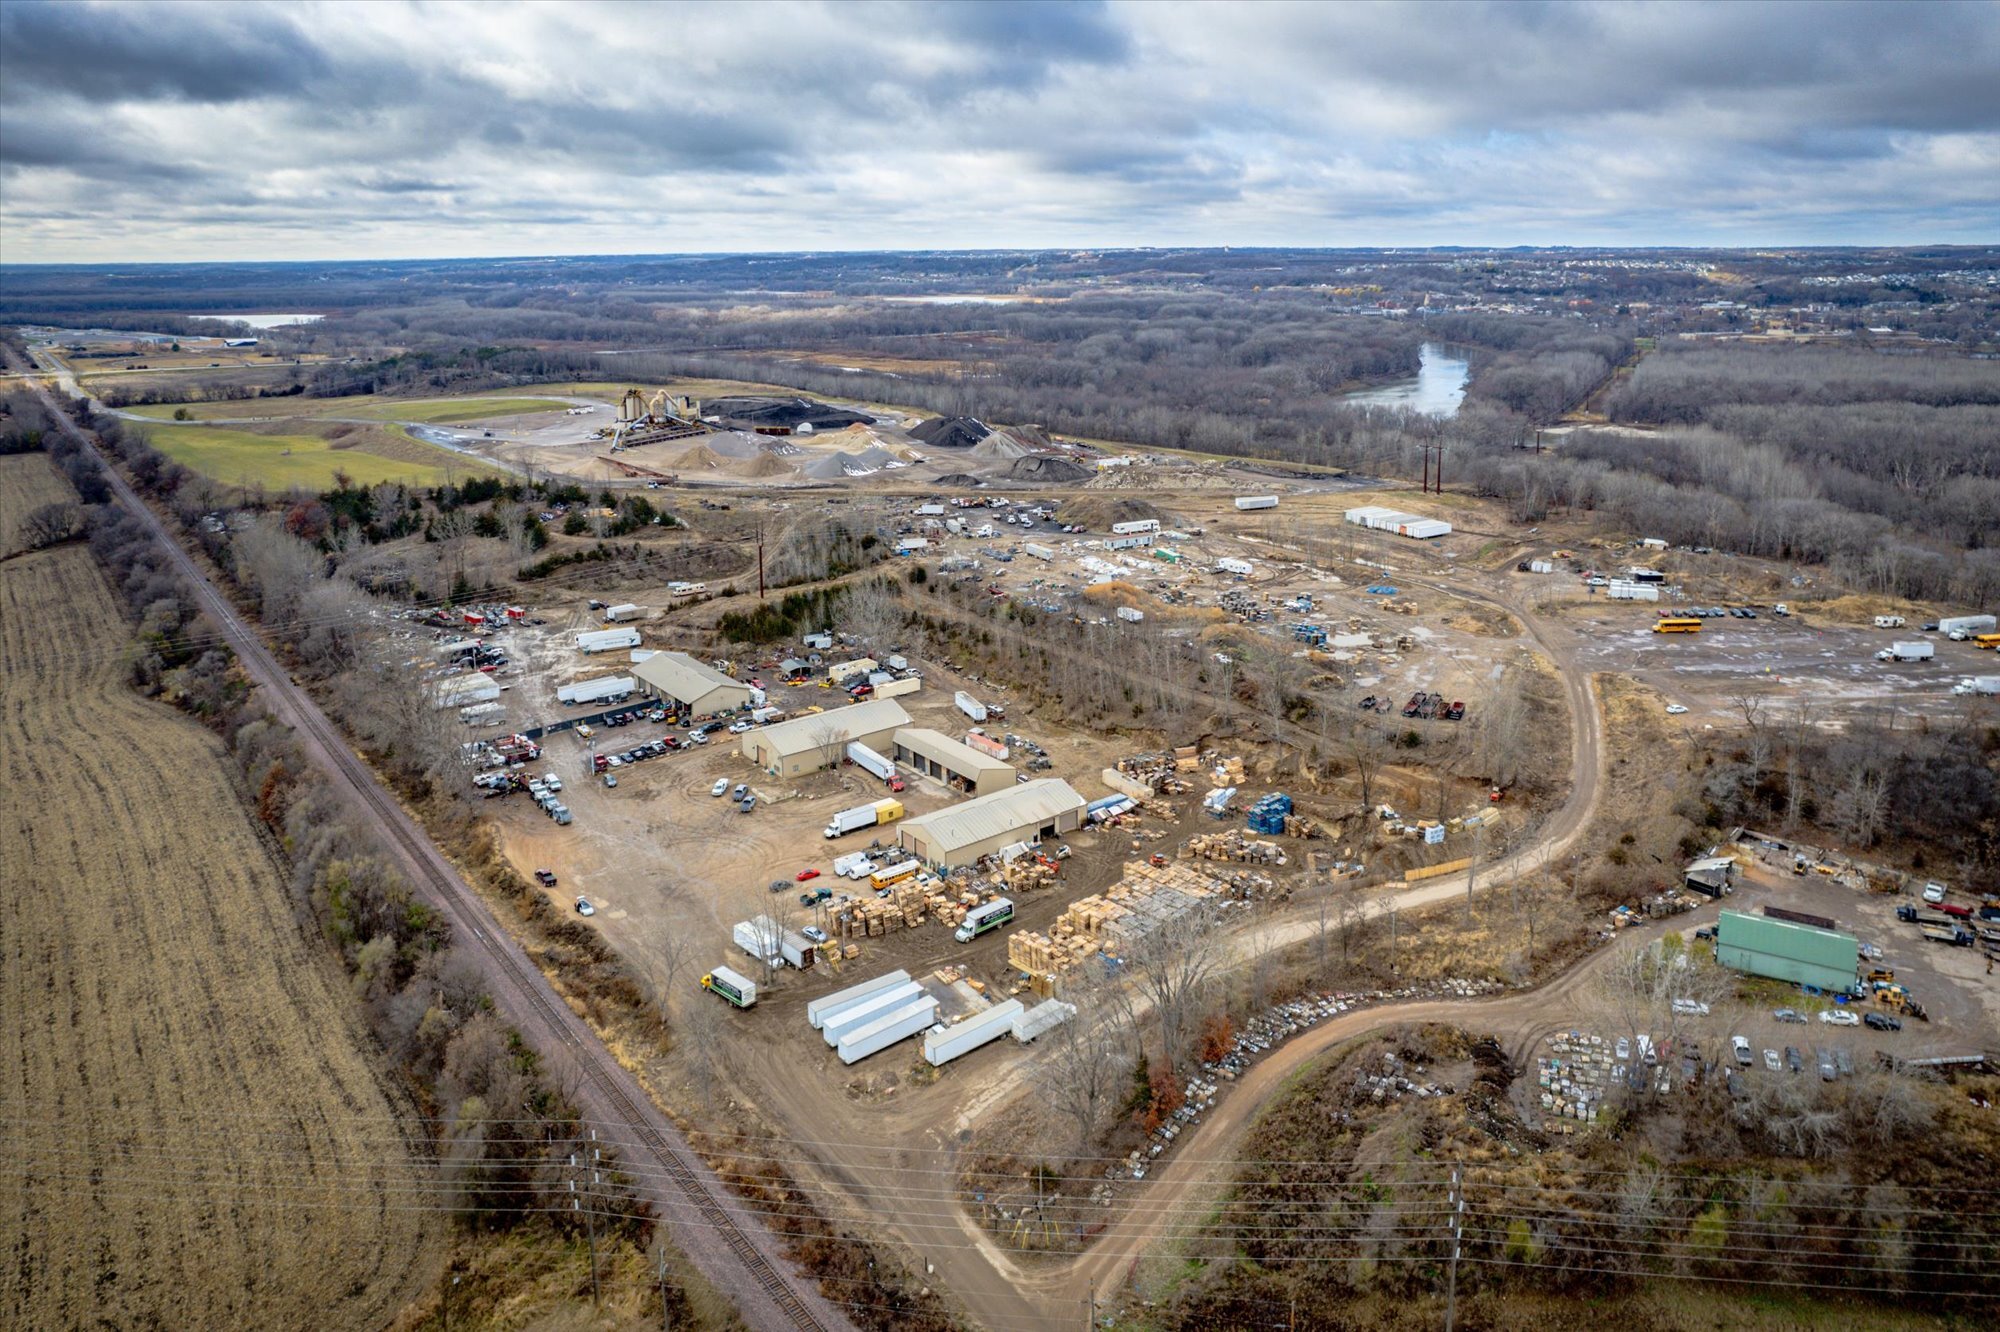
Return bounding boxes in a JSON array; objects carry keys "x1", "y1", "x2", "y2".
[
  {"x1": 837, "y1": 997, "x2": 940, "y2": 1064},
  {"x1": 847, "y1": 742, "x2": 896, "y2": 782},
  {"x1": 1876, "y1": 641, "x2": 1935, "y2": 662},
  {"x1": 824, "y1": 798, "x2": 905, "y2": 838},
  {"x1": 702, "y1": 966, "x2": 757, "y2": 1008},
  {"x1": 922, "y1": 999, "x2": 1025, "y2": 1067},
  {"x1": 1941, "y1": 614, "x2": 1997, "y2": 640},
  {"x1": 807, "y1": 970, "x2": 911, "y2": 1029},
  {"x1": 1952, "y1": 676, "x2": 2000, "y2": 696},
  {"x1": 955, "y1": 690, "x2": 988, "y2": 722}
]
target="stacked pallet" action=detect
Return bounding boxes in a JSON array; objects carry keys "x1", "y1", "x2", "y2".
[
  {"x1": 1282, "y1": 814, "x2": 1324, "y2": 839},
  {"x1": 1001, "y1": 856, "x2": 1059, "y2": 893},
  {"x1": 1181, "y1": 830, "x2": 1287, "y2": 865},
  {"x1": 1210, "y1": 755, "x2": 1247, "y2": 785}
]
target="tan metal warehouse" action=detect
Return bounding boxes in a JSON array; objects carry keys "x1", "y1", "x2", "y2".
[
  {"x1": 632, "y1": 651, "x2": 752, "y2": 718},
  {"x1": 740, "y1": 698, "x2": 911, "y2": 779},
  {"x1": 897, "y1": 779, "x2": 1087, "y2": 868},
  {"x1": 892, "y1": 728, "x2": 1014, "y2": 794}
]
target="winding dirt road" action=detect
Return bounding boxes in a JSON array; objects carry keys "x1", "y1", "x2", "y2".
[{"x1": 33, "y1": 383, "x2": 854, "y2": 1332}]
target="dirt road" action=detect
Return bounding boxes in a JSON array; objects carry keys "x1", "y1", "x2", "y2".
[{"x1": 35, "y1": 384, "x2": 854, "y2": 1332}]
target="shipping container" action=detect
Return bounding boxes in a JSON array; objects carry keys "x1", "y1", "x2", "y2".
[
  {"x1": 808, "y1": 969, "x2": 912, "y2": 1029},
  {"x1": 1233, "y1": 496, "x2": 1278, "y2": 511},
  {"x1": 732, "y1": 917, "x2": 783, "y2": 968},
  {"x1": 837, "y1": 997, "x2": 941, "y2": 1064},
  {"x1": 821, "y1": 982, "x2": 925, "y2": 1048},
  {"x1": 459, "y1": 701, "x2": 505, "y2": 725},
  {"x1": 1606, "y1": 580, "x2": 1661, "y2": 602},
  {"x1": 779, "y1": 930, "x2": 818, "y2": 970},
  {"x1": 437, "y1": 680, "x2": 502, "y2": 708},
  {"x1": 922, "y1": 1000, "x2": 1026, "y2": 1066},
  {"x1": 1116, "y1": 606, "x2": 1145, "y2": 623},
  {"x1": 604, "y1": 603, "x2": 642, "y2": 622}
]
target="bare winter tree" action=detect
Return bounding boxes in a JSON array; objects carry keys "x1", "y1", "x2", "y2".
[
  {"x1": 1036, "y1": 1010, "x2": 1129, "y2": 1155},
  {"x1": 1124, "y1": 910, "x2": 1225, "y2": 1072},
  {"x1": 17, "y1": 499, "x2": 80, "y2": 550},
  {"x1": 809, "y1": 720, "x2": 849, "y2": 775}
]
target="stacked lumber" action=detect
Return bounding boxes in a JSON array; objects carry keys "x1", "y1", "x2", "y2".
[
  {"x1": 1282, "y1": 814, "x2": 1324, "y2": 839},
  {"x1": 1001, "y1": 856, "x2": 1059, "y2": 893},
  {"x1": 1210, "y1": 755, "x2": 1247, "y2": 785}
]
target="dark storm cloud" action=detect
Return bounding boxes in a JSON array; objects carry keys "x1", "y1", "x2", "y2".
[
  {"x1": 0, "y1": 0, "x2": 328, "y2": 104},
  {"x1": 0, "y1": 0, "x2": 1993, "y2": 260}
]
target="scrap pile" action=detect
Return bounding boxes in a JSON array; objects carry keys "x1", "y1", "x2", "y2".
[
  {"x1": 1182, "y1": 829, "x2": 1288, "y2": 865},
  {"x1": 1000, "y1": 853, "x2": 1061, "y2": 894}
]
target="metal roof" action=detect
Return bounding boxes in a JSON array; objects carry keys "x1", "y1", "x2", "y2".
[
  {"x1": 632, "y1": 651, "x2": 749, "y2": 705},
  {"x1": 751, "y1": 698, "x2": 911, "y2": 758},
  {"x1": 1715, "y1": 909, "x2": 1857, "y2": 988},
  {"x1": 901, "y1": 778, "x2": 1086, "y2": 852},
  {"x1": 893, "y1": 727, "x2": 1013, "y2": 777}
]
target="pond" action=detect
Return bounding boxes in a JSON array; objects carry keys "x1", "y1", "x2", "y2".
[{"x1": 1343, "y1": 342, "x2": 1471, "y2": 417}]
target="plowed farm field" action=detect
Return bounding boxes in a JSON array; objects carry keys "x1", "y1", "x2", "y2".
[
  {"x1": 0, "y1": 454, "x2": 77, "y2": 558},
  {"x1": 0, "y1": 469, "x2": 439, "y2": 1328}
]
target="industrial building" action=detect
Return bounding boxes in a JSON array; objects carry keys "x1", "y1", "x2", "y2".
[
  {"x1": 741, "y1": 698, "x2": 912, "y2": 778},
  {"x1": 897, "y1": 778, "x2": 1087, "y2": 868},
  {"x1": 1682, "y1": 856, "x2": 1736, "y2": 898},
  {"x1": 1343, "y1": 504, "x2": 1453, "y2": 540},
  {"x1": 632, "y1": 651, "x2": 752, "y2": 718},
  {"x1": 1713, "y1": 910, "x2": 1857, "y2": 993},
  {"x1": 891, "y1": 728, "x2": 1014, "y2": 794}
]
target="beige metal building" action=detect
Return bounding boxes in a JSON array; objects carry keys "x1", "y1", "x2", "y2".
[
  {"x1": 897, "y1": 778, "x2": 1087, "y2": 867},
  {"x1": 891, "y1": 728, "x2": 1013, "y2": 794},
  {"x1": 632, "y1": 651, "x2": 752, "y2": 718},
  {"x1": 740, "y1": 698, "x2": 911, "y2": 778}
]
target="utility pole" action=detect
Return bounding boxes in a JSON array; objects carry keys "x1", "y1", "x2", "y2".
[
  {"x1": 570, "y1": 1147, "x2": 600, "y2": 1310},
  {"x1": 1445, "y1": 1164, "x2": 1463, "y2": 1332},
  {"x1": 656, "y1": 1247, "x2": 672, "y2": 1332},
  {"x1": 756, "y1": 518, "x2": 766, "y2": 600}
]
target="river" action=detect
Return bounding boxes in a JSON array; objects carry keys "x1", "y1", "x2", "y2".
[{"x1": 1343, "y1": 342, "x2": 1471, "y2": 416}]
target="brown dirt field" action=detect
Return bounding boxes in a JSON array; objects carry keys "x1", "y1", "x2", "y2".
[
  {"x1": 0, "y1": 454, "x2": 78, "y2": 558},
  {"x1": 0, "y1": 524, "x2": 440, "y2": 1328}
]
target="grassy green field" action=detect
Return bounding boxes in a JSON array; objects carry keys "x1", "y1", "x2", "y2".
[
  {"x1": 141, "y1": 424, "x2": 496, "y2": 490},
  {"x1": 125, "y1": 393, "x2": 571, "y2": 424},
  {"x1": 123, "y1": 395, "x2": 380, "y2": 421},
  {"x1": 348, "y1": 396, "x2": 574, "y2": 424}
]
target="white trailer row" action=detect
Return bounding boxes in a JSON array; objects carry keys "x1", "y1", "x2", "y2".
[
  {"x1": 1343, "y1": 505, "x2": 1453, "y2": 540},
  {"x1": 808, "y1": 970, "x2": 911, "y2": 1029},
  {"x1": 838, "y1": 997, "x2": 939, "y2": 1064},
  {"x1": 922, "y1": 999, "x2": 1024, "y2": 1066}
]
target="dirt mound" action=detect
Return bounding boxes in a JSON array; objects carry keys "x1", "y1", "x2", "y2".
[
  {"x1": 911, "y1": 416, "x2": 991, "y2": 448},
  {"x1": 802, "y1": 451, "x2": 870, "y2": 480},
  {"x1": 742, "y1": 452, "x2": 796, "y2": 478},
  {"x1": 672, "y1": 443, "x2": 726, "y2": 469},
  {"x1": 1002, "y1": 424, "x2": 1055, "y2": 449},
  {"x1": 1058, "y1": 497, "x2": 1167, "y2": 529},
  {"x1": 853, "y1": 444, "x2": 899, "y2": 468},
  {"x1": 699, "y1": 431, "x2": 763, "y2": 460},
  {"x1": 704, "y1": 396, "x2": 870, "y2": 431},
  {"x1": 969, "y1": 434, "x2": 1031, "y2": 462},
  {"x1": 934, "y1": 472, "x2": 982, "y2": 487},
  {"x1": 1007, "y1": 455, "x2": 1092, "y2": 483}
]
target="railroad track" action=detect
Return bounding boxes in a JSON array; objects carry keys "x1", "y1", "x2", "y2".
[{"x1": 41, "y1": 387, "x2": 841, "y2": 1332}]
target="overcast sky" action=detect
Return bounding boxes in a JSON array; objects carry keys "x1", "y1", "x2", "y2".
[{"x1": 2, "y1": 0, "x2": 1996, "y2": 263}]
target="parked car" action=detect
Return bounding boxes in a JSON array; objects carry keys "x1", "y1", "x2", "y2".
[
  {"x1": 1774, "y1": 1008, "x2": 1807, "y2": 1024},
  {"x1": 534, "y1": 869, "x2": 557, "y2": 887},
  {"x1": 801, "y1": 925, "x2": 828, "y2": 944},
  {"x1": 1665, "y1": 704, "x2": 1689, "y2": 715},
  {"x1": 1763, "y1": 1049, "x2": 1782, "y2": 1072},
  {"x1": 1731, "y1": 1035, "x2": 1753, "y2": 1065},
  {"x1": 1671, "y1": 998, "x2": 1710, "y2": 1016},
  {"x1": 1784, "y1": 1046, "x2": 1803, "y2": 1074},
  {"x1": 1819, "y1": 1051, "x2": 1838, "y2": 1081},
  {"x1": 1922, "y1": 882, "x2": 1948, "y2": 904},
  {"x1": 738, "y1": 795, "x2": 756, "y2": 813},
  {"x1": 728, "y1": 721, "x2": 751, "y2": 734},
  {"x1": 796, "y1": 868, "x2": 821, "y2": 882},
  {"x1": 575, "y1": 896, "x2": 596, "y2": 917},
  {"x1": 731, "y1": 784, "x2": 748, "y2": 801},
  {"x1": 603, "y1": 773, "x2": 617, "y2": 788},
  {"x1": 1864, "y1": 1012, "x2": 1902, "y2": 1032},
  {"x1": 1820, "y1": 1008, "x2": 1859, "y2": 1027},
  {"x1": 1615, "y1": 1036, "x2": 1631, "y2": 1061},
  {"x1": 711, "y1": 778, "x2": 729, "y2": 797}
]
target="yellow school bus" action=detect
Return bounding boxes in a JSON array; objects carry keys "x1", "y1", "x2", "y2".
[
  {"x1": 1973, "y1": 633, "x2": 2000, "y2": 649},
  {"x1": 1653, "y1": 617, "x2": 1703, "y2": 634}
]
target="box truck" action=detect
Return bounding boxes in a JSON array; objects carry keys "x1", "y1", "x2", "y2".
[
  {"x1": 1952, "y1": 676, "x2": 2000, "y2": 696},
  {"x1": 955, "y1": 690, "x2": 988, "y2": 722},
  {"x1": 824, "y1": 798, "x2": 904, "y2": 839},
  {"x1": 1941, "y1": 614, "x2": 1997, "y2": 640},
  {"x1": 955, "y1": 896, "x2": 1015, "y2": 944},
  {"x1": 702, "y1": 966, "x2": 757, "y2": 1008},
  {"x1": 1876, "y1": 641, "x2": 1935, "y2": 662}
]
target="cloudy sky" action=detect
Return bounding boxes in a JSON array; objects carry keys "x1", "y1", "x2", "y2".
[{"x1": 2, "y1": 0, "x2": 1996, "y2": 262}]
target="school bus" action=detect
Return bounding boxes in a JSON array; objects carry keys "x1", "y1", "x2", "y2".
[
  {"x1": 1973, "y1": 633, "x2": 2000, "y2": 649},
  {"x1": 1653, "y1": 617, "x2": 1703, "y2": 634}
]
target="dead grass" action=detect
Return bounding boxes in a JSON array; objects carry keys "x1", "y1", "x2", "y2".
[{"x1": 0, "y1": 525, "x2": 440, "y2": 1328}]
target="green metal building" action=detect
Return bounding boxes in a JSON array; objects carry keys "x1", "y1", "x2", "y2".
[{"x1": 1714, "y1": 910, "x2": 1858, "y2": 993}]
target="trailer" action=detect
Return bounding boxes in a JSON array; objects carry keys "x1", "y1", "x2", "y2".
[
  {"x1": 732, "y1": 917, "x2": 783, "y2": 968},
  {"x1": 837, "y1": 997, "x2": 941, "y2": 1064},
  {"x1": 964, "y1": 731, "x2": 1009, "y2": 759},
  {"x1": 604, "y1": 603, "x2": 642, "y2": 622},
  {"x1": 807, "y1": 969, "x2": 912, "y2": 1029},
  {"x1": 847, "y1": 741, "x2": 896, "y2": 782},
  {"x1": 824, "y1": 798, "x2": 904, "y2": 839},
  {"x1": 955, "y1": 690, "x2": 989, "y2": 722},
  {"x1": 1022, "y1": 542, "x2": 1055, "y2": 561},
  {"x1": 1941, "y1": 614, "x2": 1997, "y2": 639},
  {"x1": 1873, "y1": 615, "x2": 1907, "y2": 629},
  {"x1": 435, "y1": 637, "x2": 483, "y2": 658},
  {"x1": 1877, "y1": 641, "x2": 1935, "y2": 662},
  {"x1": 828, "y1": 658, "x2": 877, "y2": 685},
  {"x1": 1011, "y1": 999, "x2": 1076, "y2": 1043},
  {"x1": 922, "y1": 1000, "x2": 1027, "y2": 1066},
  {"x1": 1116, "y1": 606, "x2": 1145, "y2": 623},
  {"x1": 1110, "y1": 519, "x2": 1160, "y2": 535},
  {"x1": 1528, "y1": 560, "x2": 1554, "y2": 574},
  {"x1": 438, "y1": 680, "x2": 502, "y2": 708},
  {"x1": 557, "y1": 675, "x2": 634, "y2": 706},
  {"x1": 821, "y1": 982, "x2": 926, "y2": 1047},
  {"x1": 459, "y1": 701, "x2": 505, "y2": 725},
  {"x1": 575, "y1": 627, "x2": 641, "y2": 653},
  {"x1": 1216, "y1": 557, "x2": 1255, "y2": 576},
  {"x1": 1234, "y1": 496, "x2": 1279, "y2": 511},
  {"x1": 802, "y1": 632, "x2": 834, "y2": 651},
  {"x1": 779, "y1": 930, "x2": 818, "y2": 971},
  {"x1": 702, "y1": 966, "x2": 758, "y2": 1008},
  {"x1": 1103, "y1": 534, "x2": 1150, "y2": 551},
  {"x1": 875, "y1": 675, "x2": 922, "y2": 699},
  {"x1": 1606, "y1": 580, "x2": 1661, "y2": 602}
]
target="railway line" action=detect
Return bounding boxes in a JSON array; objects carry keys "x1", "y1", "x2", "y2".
[{"x1": 35, "y1": 383, "x2": 849, "y2": 1332}]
